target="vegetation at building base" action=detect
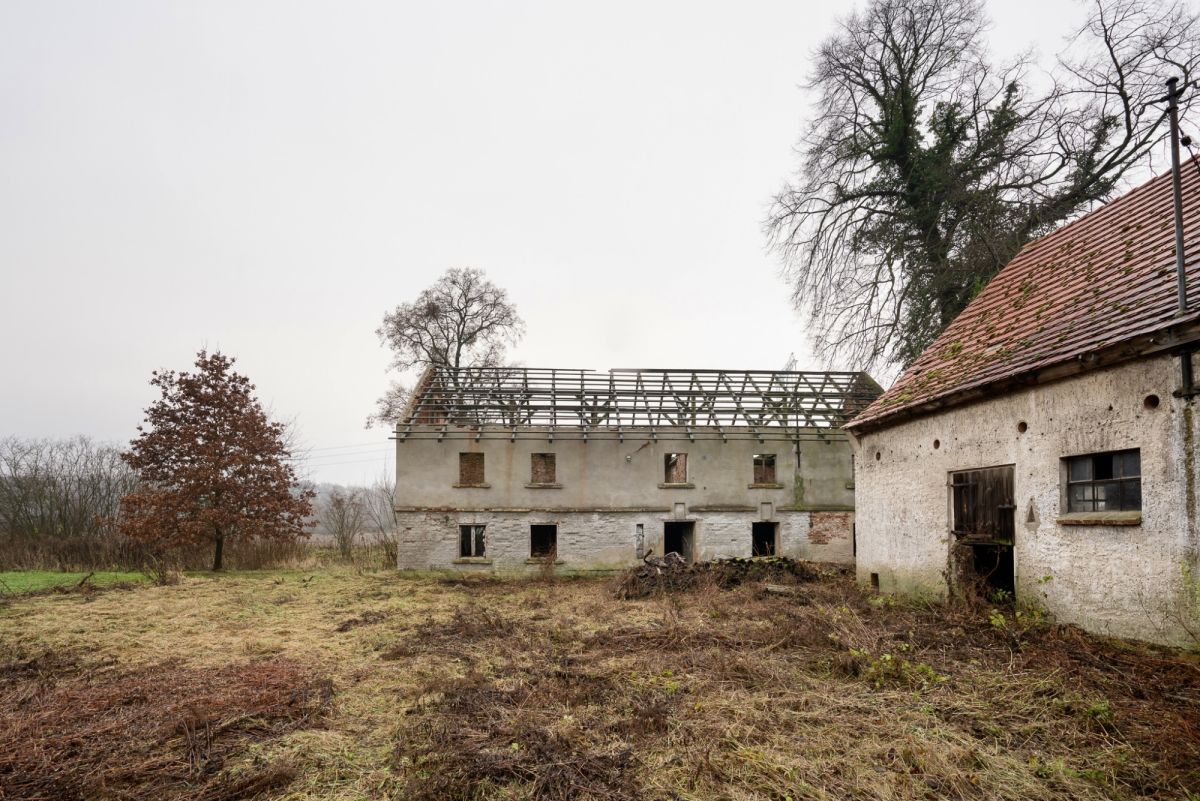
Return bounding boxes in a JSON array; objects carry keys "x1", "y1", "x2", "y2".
[{"x1": 1, "y1": 566, "x2": 1197, "y2": 800}]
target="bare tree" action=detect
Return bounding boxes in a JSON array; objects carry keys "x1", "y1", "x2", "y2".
[
  {"x1": 361, "y1": 473, "x2": 398, "y2": 565},
  {"x1": 317, "y1": 486, "x2": 366, "y2": 560},
  {"x1": 371, "y1": 267, "x2": 525, "y2": 426},
  {"x1": 0, "y1": 437, "x2": 140, "y2": 568},
  {"x1": 768, "y1": 0, "x2": 1200, "y2": 370}
]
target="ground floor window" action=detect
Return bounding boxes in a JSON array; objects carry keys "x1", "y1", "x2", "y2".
[
  {"x1": 530, "y1": 524, "x2": 557, "y2": 558},
  {"x1": 751, "y1": 521, "x2": 777, "y2": 556},
  {"x1": 1065, "y1": 449, "x2": 1141, "y2": 512},
  {"x1": 459, "y1": 524, "x2": 485, "y2": 557}
]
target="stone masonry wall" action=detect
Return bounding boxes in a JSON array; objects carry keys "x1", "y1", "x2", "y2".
[{"x1": 395, "y1": 508, "x2": 854, "y2": 572}]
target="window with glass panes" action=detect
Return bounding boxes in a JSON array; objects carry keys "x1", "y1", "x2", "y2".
[
  {"x1": 1065, "y1": 449, "x2": 1141, "y2": 512},
  {"x1": 459, "y1": 524, "x2": 486, "y2": 557}
]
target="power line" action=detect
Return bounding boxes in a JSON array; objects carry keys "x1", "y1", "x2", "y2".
[{"x1": 296, "y1": 440, "x2": 393, "y2": 453}]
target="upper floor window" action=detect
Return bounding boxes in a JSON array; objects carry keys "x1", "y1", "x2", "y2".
[
  {"x1": 458, "y1": 452, "x2": 485, "y2": 485},
  {"x1": 531, "y1": 453, "x2": 556, "y2": 484},
  {"x1": 753, "y1": 454, "x2": 776, "y2": 484},
  {"x1": 1066, "y1": 449, "x2": 1140, "y2": 512},
  {"x1": 664, "y1": 453, "x2": 688, "y2": 484}
]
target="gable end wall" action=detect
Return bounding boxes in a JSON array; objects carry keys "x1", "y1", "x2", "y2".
[{"x1": 851, "y1": 353, "x2": 1200, "y2": 646}]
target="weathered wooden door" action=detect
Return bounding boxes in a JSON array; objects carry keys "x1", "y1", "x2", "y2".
[
  {"x1": 950, "y1": 466, "x2": 1015, "y2": 545},
  {"x1": 950, "y1": 465, "x2": 1016, "y2": 598}
]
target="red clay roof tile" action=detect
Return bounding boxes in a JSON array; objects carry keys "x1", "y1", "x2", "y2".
[{"x1": 846, "y1": 156, "x2": 1200, "y2": 431}]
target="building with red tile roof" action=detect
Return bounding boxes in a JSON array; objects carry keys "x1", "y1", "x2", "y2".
[{"x1": 846, "y1": 158, "x2": 1200, "y2": 646}]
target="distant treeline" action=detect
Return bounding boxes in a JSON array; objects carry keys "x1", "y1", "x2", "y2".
[
  {"x1": 0, "y1": 436, "x2": 398, "y2": 571},
  {"x1": 0, "y1": 437, "x2": 138, "y2": 569}
]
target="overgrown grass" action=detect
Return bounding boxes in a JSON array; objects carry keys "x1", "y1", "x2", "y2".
[
  {"x1": 0, "y1": 570, "x2": 147, "y2": 594},
  {"x1": 1, "y1": 565, "x2": 1197, "y2": 800}
]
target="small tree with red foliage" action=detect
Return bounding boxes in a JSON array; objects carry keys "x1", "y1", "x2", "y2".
[{"x1": 118, "y1": 350, "x2": 314, "y2": 571}]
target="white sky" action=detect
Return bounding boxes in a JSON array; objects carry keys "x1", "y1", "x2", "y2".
[{"x1": 0, "y1": 0, "x2": 1087, "y2": 483}]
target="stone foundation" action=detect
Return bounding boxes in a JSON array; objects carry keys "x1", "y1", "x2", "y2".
[{"x1": 395, "y1": 509, "x2": 853, "y2": 571}]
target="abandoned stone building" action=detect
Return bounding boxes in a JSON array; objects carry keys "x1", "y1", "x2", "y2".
[
  {"x1": 392, "y1": 368, "x2": 881, "y2": 571},
  {"x1": 847, "y1": 157, "x2": 1200, "y2": 646}
]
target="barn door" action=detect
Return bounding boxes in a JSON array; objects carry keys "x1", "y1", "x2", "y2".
[{"x1": 950, "y1": 466, "x2": 1016, "y2": 599}]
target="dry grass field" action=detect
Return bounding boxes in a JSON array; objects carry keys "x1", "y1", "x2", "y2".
[{"x1": 1, "y1": 564, "x2": 1199, "y2": 800}]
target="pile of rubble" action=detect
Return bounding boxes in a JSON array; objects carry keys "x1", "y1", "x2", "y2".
[{"x1": 613, "y1": 552, "x2": 823, "y2": 599}]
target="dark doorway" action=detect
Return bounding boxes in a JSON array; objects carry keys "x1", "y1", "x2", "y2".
[
  {"x1": 663, "y1": 521, "x2": 695, "y2": 563},
  {"x1": 950, "y1": 465, "x2": 1016, "y2": 599},
  {"x1": 751, "y1": 522, "x2": 777, "y2": 556},
  {"x1": 969, "y1": 544, "x2": 1015, "y2": 599}
]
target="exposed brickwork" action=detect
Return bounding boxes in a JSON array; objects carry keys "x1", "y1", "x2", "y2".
[
  {"x1": 665, "y1": 453, "x2": 687, "y2": 483},
  {"x1": 458, "y1": 452, "x2": 484, "y2": 485},
  {"x1": 753, "y1": 454, "x2": 776, "y2": 484},
  {"x1": 808, "y1": 511, "x2": 852, "y2": 545},
  {"x1": 531, "y1": 453, "x2": 556, "y2": 484}
]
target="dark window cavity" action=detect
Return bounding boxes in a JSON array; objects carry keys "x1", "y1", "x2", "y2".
[
  {"x1": 751, "y1": 522, "x2": 777, "y2": 556},
  {"x1": 752, "y1": 454, "x2": 776, "y2": 484},
  {"x1": 458, "y1": 452, "x2": 484, "y2": 485},
  {"x1": 530, "y1": 524, "x2": 557, "y2": 558},
  {"x1": 1066, "y1": 449, "x2": 1141, "y2": 512},
  {"x1": 459, "y1": 524, "x2": 486, "y2": 557},
  {"x1": 664, "y1": 453, "x2": 688, "y2": 484},
  {"x1": 531, "y1": 453, "x2": 556, "y2": 484}
]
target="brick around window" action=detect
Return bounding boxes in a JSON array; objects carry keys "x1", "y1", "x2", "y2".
[
  {"x1": 531, "y1": 453, "x2": 556, "y2": 484},
  {"x1": 458, "y1": 452, "x2": 485, "y2": 485}
]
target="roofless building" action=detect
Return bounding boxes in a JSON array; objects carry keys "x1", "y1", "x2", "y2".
[{"x1": 392, "y1": 367, "x2": 881, "y2": 571}]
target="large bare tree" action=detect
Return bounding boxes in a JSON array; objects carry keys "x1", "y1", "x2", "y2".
[
  {"x1": 371, "y1": 267, "x2": 524, "y2": 426},
  {"x1": 768, "y1": 0, "x2": 1200, "y2": 370}
]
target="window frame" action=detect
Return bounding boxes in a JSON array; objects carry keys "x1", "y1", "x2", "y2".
[
  {"x1": 663, "y1": 453, "x2": 688, "y2": 484},
  {"x1": 459, "y1": 524, "x2": 486, "y2": 558},
  {"x1": 530, "y1": 452, "x2": 557, "y2": 485},
  {"x1": 752, "y1": 453, "x2": 777, "y2": 485},
  {"x1": 457, "y1": 452, "x2": 486, "y2": 487},
  {"x1": 1064, "y1": 449, "x2": 1141, "y2": 513},
  {"x1": 530, "y1": 523, "x2": 558, "y2": 559}
]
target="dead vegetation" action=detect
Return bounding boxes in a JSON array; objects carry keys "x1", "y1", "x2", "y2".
[
  {"x1": 1, "y1": 566, "x2": 1198, "y2": 800},
  {"x1": 390, "y1": 564, "x2": 1200, "y2": 800},
  {"x1": 0, "y1": 652, "x2": 332, "y2": 801}
]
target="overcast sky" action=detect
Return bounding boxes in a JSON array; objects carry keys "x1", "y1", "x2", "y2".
[{"x1": 0, "y1": 0, "x2": 1091, "y2": 484}]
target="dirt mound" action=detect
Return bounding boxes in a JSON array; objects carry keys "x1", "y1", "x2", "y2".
[
  {"x1": 0, "y1": 654, "x2": 332, "y2": 801},
  {"x1": 613, "y1": 554, "x2": 825, "y2": 599}
]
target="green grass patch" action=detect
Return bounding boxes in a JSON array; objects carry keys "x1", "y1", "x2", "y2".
[{"x1": 0, "y1": 570, "x2": 147, "y2": 594}]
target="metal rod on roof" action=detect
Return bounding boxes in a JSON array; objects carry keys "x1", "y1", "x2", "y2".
[{"x1": 1168, "y1": 77, "x2": 1189, "y2": 314}]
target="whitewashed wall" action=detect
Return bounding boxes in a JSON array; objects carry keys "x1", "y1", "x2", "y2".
[{"x1": 851, "y1": 353, "x2": 1200, "y2": 646}]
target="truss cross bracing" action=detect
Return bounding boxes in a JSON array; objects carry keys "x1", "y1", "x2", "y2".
[{"x1": 396, "y1": 368, "x2": 881, "y2": 442}]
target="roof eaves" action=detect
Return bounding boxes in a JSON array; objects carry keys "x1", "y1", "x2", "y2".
[{"x1": 843, "y1": 313, "x2": 1200, "y2": 434}]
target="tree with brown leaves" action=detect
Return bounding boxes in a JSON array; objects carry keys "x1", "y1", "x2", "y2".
[{"x1": 118, "y1": 350, "x2": 314, "y2": 571}]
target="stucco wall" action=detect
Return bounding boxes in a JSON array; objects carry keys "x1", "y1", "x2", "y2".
[
  {"x1": 393, "y1": 428, "x2": 854, "y2": 513},
  {"x1": 394, "y1": 508, "x2": 852, "y2": 571},
  {"x1": 851, "y1": 353, "x2": 1200, "y2": 646}
]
